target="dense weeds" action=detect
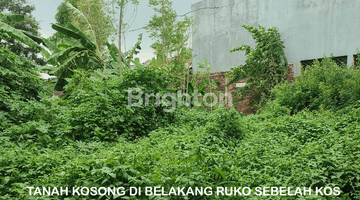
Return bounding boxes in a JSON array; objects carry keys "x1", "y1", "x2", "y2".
[{"x1": 1, "y1": 50, "x2": 360, "y2": 199}]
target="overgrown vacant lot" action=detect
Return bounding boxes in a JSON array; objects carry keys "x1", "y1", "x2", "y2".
[
  {"x1": 1, "y1": 50, "x2": 360, "y2": 199},
  {"x1": 2, "y1": 1, "x2": 359, "y2": 199},
  {"x1": 1, "y1": 106, "x2": 360, "y2": 199}
]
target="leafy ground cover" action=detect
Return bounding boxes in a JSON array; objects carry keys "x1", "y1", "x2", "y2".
[
  {"x1": 1, "y1": 51, "x2": 360, "y2": 199},
  {"x1": 1, "y1": 106, "x2": 359, "y2": 199}
]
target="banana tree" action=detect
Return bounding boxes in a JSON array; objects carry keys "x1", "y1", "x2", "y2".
[
  {"x1": 2, "y1": 3, "x2": 143, "y2": 91},
  {"x1": 0, "y1": 10, "x2": 99, "y2": 90},
  {"x1": 25, "y1": 3, "x2": 107, "y2": 90},
  {"x1": 42, "y1": 2, "x2": 144, "y2": 90}
]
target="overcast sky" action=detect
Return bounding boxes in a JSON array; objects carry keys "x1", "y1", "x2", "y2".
[{"x1": 27, "y1": 0, "x2": 201, "y2": 62}]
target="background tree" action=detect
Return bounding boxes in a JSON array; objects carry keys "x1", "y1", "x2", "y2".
[
  {"x1": 112, "y1": 0, "x2": 139, "y2": 75},
  {"x1": 0, "y1": 0, "x2": 46, "y2": 65},
  {"x1": 146, "y1": 0, "x2": 175, "y2": 66},
  {"x1": 146, "y1": 0, "x2": 194, "y2": 89},
  {"x1": 41, "y1": 2, "x2": 109, "y2": 91}
]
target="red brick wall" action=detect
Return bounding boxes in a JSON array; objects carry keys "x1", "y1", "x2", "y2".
[
  {"x1": 54, "y1": 90, "x2": 64, "y2": 98},
  {"x1": 204, "y1": 64, "x2": 295, "y2": 115}
]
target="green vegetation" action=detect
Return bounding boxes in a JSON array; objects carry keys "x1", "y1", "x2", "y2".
[
  {"x1": 146, "y1": 0, "x2": 194, "y2": 90},
  {"x1": 272, "y1": 57, "x2": 360, "y2": 114},
  {"x1": 0, "y1": 1, "x2": 359, "y2": 200},
  {"x1": 0, "y1": 47, "x2": 48, "y2": 133},
  {"x1": 227, "y1": 25, "x2": 288, "y2": 110},
  {"x1": 1, "y1": 47, "x2": 360, "y2": 198},
  {"x1": 35, "y1": 2, "x2": 141, "y2": 91},
  {"x1": 52, "y1": 0, "x2": 116, "y2": 51},
  {"x1": 0, "y1": 0, "x2": 46, "y2": 65}
]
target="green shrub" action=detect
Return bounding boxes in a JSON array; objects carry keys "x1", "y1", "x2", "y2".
[
  {"x1": 2, "y1": 44, "x2": 360, "y2": 199},
  {"x1": 2, "y1": 96, "x2": 71, "y2": 147},
  {"x1": 0, "y1": 47, "x2": 48, "y2": 132},
  {"x1": 203, "y1": 108, "x2": 245, "y2": 147},
  {"x1": 227, "y1": 25, "x2": 288, "y2": 110},
  {"x1": 2, "y1": 106, "x2": 359, "y2": 199},
  {"x1": 63, "y1": 64, "x2": 178, "y2": 141},
  {"x1": 272, "y1": 57, "x2": 360, "y2": 113}
]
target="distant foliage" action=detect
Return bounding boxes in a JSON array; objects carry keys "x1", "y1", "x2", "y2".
[
  {"x1": 146, "y1": 0, "x2": 194, "y2": 91},
  {"x1": 272, "y1": 57, "x2": 360, "y2": 113},
  {"x1": 0, "y1": 0, "x2": 46, "y2": 65},
  {"x1": 227, "y1": 25, "x2": 288, "y2": 110}
]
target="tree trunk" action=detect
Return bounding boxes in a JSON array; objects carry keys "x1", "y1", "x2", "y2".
[
  {"x1": 161, "y1": 1, "x2": 165, "y2": 66},
  {"x1": 119, "y1": 0, "x2": 124, "y2": 76}
]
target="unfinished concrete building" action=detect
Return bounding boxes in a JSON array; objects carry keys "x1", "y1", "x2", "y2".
[{"x1": 191, "y1": 0, "x2": 360, "y2": 74}]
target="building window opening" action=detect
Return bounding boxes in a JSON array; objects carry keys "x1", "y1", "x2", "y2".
[
  {"x1": 332, "y1": 56, "x2": 347, "y2": 66},
  {"x1": 301, "y1": 55, "x2": 348, "y2": 71},
  {"x1": 300, "y1": 58, "x2": 323, "y2": 70}
]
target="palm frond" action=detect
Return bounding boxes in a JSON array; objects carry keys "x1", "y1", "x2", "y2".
[
  {"x1": 58, "y1": 51, "x2": 83, "y2": 72},
  {"x1": 42, "y1": 38, "x2": 60, "y2": 54},
  {"x1": 106, "y1": 41, "x2": 119, "y2": 63}
]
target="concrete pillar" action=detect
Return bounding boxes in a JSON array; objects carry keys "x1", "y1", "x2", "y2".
[{"x1": 347, "y1": 54, "x2": 353, "y2": 66}]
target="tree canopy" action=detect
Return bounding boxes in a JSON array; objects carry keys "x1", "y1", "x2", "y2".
[{"x1": 0, "y1": 0, "x2": 46, "y2": 65}]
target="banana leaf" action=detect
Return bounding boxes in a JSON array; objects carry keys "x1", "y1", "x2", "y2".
[
  {"x1": 51, "y1": 23, "x2": 97, "y2": 51},
  {"x1": 0, "y1": 21, "x2": 42, "y2": 51}
]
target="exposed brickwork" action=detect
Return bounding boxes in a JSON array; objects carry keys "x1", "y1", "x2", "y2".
[
  {"x1": 53, "y1": 90, "x2": 64, "y2": 98},
  {"x1": 286, "y1": 63, "x2": 295, "y2": 83},
  {"x1": 200, "y1": 64, "x2": 295, "y2": 115}
]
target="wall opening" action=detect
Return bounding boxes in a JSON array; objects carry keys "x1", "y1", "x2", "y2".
[
  {"x1": 300, "y1": 58, "x2": 323, "y2": 70},
  {"x1": 301, "y1": 55, "x2": 348, "y2": 71},
  {"x1": 332, "y1": 56, "x2": 348, "y2": 66},
  {"x1": 354, "y1": 54, "x2": 360, "y2": 67}
]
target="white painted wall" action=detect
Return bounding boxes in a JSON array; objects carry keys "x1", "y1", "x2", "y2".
[{"x1": 192, "y1": 0, "x2": 360, "y2": 75}]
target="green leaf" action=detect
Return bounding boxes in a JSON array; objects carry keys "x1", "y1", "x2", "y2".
[
  {"x1": 51, "y1": 23, "x2": 97, "y2": 51},
  {"x1": 47, "y1": 46, "x2": 86, "y2": 65},
  {"x1": 21, "y1": 30, "x2": 43, "y2": 44},
  {"x1": 106, "y1": 41, "x2": 119, "y2": 63},
  {"x1": 215, "y1": 168, "x2": 226, "y2": 180},
  {"x1": 42, "y1": 38, "x2": 60, "y2": 54},
  {"x1": 0, "y1": 13, "x2": 24, "y2": 23},
  {"x1": 0, "y1": 21, "x2": 42, "y2": 51},
  {"x1": 64, "y1": 2, "x2": 96, "y2": 41}
]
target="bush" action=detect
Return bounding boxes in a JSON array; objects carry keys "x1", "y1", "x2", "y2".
[
  {"x1": 227, "y1": 25, "x2": 288, "y2": 109},
  {"x1": 1, "y1": 106, "x2": 359, "y2": 199},
  {"x1": 203, "y1": 108, "x2": 245, "y2": 147},
  {"x1": 0, "y1": 47, "x2": 47, "y2": 132},
  {"x1": 63, "y1": 64, "x2": 179, "y2": 141},
  {"x1": 272, "y1": 57, "x2": 360, "y2": 113},
  {"x1": 2, "y1": 45, "x2": 360, "y2": 199},
  {"x1": 2, "y1": 96, "x2": 71, "y2": 147}
]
